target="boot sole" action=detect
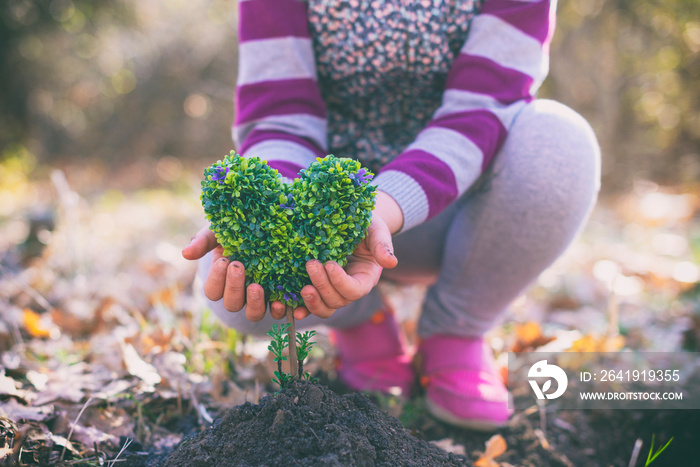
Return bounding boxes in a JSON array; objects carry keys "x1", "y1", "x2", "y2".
[{"x1": 425, "y1": 397, "x2": 508, "y2": 432}]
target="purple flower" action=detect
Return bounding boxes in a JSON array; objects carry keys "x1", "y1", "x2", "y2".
[
  {"x1": 276, "y1": 285, "x2": 298, "y2": 301},
  {"x1": 212, "y1": 166, "x2": 229, "y2": 184},
  {"x1": 284, "y1": 292, "x2": 299, "y2": 302},
  {"x1": 280, "y1": 194, "x2": 296, "y2": 210},
  {"x1": 349, "y1": 168, "x2": 372, "y2": 186}
]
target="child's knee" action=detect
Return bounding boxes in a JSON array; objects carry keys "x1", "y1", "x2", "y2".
[
  {"x1": 508, "y1": 99, "x2": 601, "y2": 216},
  {"x1": 522, "y1": 99, "x2": 600, "y2": 186}
]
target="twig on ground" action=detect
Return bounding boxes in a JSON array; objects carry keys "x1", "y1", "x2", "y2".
[
  {"x1": 534, "y1": 428, "x2": 551, "y2": 450},
  {"x1": 628, "y1": 438, "x2": 643, "y2": 467},
  {"x1": 537, "y1": 399, "x2": 547, "y2": 437},
  {"x1": 509, "y1": 404, "x2": 537, "y2": 425},
  {"x1": 309, "y1": 427, "x2": 321, "y2": 442},
  {"x1": 60, "y1": 397, "x2": 93, "y2": 462},
  {"x1": 107, "y1": 438, "x2": 133, "y2": 467},
  {"x1": 189, "y1": 387, "x2": 214, "y2": 425}
]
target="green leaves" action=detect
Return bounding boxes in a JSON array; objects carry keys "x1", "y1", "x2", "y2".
[
  {"x1": 295, "y1": 330, "x2": 317, "y2": 362},
  {"x1": 201, "y1": 151, "x2": 377, "y2": 308},
  {"x1": 266, "y1": 325, "x2": 317, "y2": 390},
  {"x1": 272, "y1": 370, "x2": 295, "y2": 389},
  {"x1": 266, "y1": 323, "x2": 290, "y2": 363}
]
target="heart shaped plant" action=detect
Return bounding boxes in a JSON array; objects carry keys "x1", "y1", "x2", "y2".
[{"x1": 201, "y1": 151, "x2": 377, "y2": 309}]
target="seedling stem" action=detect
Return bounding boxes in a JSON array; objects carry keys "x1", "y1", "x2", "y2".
[{"x1": 286, "y1": 306, "x2": 298, "y2": 377}]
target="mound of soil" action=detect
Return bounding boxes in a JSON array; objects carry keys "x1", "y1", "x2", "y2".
[{"x1": 163, "y1": 380, "x2": 470, "y2": 466}]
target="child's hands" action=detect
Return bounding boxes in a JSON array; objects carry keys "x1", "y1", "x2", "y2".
[
  {"x1": 183, "y1": 227, "x2": 305, "y2": 321},
  {"x1": 182, "y1": 227, "x2": 267, "y2": 320},
  {"x1": 298, "y1": 191, "x2": 403, "y2": 318},
  {"x1": 182, "y1": 191, "x2": 403, "y2": 322}
]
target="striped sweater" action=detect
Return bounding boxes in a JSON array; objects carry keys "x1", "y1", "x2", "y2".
[{"x1": 234, "y1": 0, "x2": 556, "y2": 232}]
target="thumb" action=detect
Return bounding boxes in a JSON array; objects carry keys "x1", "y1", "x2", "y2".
[
  {"x1": 182, "y1": 226, "x2": 219, "y2": 260},
  {"x1": 367, "y1": 218, "x2": 398, "y2": 269}
]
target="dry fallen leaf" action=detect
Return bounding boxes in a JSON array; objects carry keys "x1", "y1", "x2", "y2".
[
  {"x1": 558, "y1": 333, "x2": 626, "y2": 370},
  {"x1": 136, "y1": 328, "x2": 175, "y2": 355},
  {"x1": 121, "y1": 341, "x2": 162, "y2": 386},
  {"x1": 48, "y1": 433, "x2": 80, "y2": 457},
  {"x1": 0, "y1": 399, "x2": 54, "y2": 422},
  {"x1": 431, "y1": 438, "x2": 466, "y2": 456},
  {"x1": 90, "y1": 379, "x2": 135, "y2": 400},
  {"x1": 0, "y1": 446, "x2": 14, "y2": 463},
  {"x1": 23, "y1": 309, "x2": 52, "y2": 338},
  {"x1": 570, "y1": 333, "x2": 625, "y2": 352},
  {"x1": 149, "y1": 286, "x2": 178, "y2": 308},
  {"x1": 50, "y1": 296, "x2": 113, "y2": 336},
  {"x1": 0, "y1": 370, "x2": 19, "y2": 397},
  {"x1": 69, "y1": 423, "x2": 119, "y2": 447},
  {"x1": 511, "y1": 322, "x2": 555, "y2": 352},
  {"x1": 32, "y1": 363, "x2": 108, "y2": 406},
  {"x1": 83, "y1": 406, "x2": 136, "y2": 441},
  {"x1": 474, "y1": 434, "x2": 507, "y2": 467}
]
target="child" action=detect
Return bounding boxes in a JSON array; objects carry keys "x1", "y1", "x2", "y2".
[{"x1": 183, "y1": 0, "x2": 600, "y2": 431}]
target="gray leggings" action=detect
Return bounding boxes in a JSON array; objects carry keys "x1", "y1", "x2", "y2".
[{"x1": 199, "y1": 99, "x2": 601, "y2": 338}]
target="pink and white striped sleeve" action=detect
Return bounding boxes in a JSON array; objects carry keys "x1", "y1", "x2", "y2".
[
  {"x1": 372, "y1": 0, "x2": 557, "y2": 232},
  {"x1": 233, "y1": 0, "x2": 327, "y2": 179}
]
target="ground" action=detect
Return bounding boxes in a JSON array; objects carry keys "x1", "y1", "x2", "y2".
[{"x1": 0, "y1": 158, "x2": 699, "y2": 466}]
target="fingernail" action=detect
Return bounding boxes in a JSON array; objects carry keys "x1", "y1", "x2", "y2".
[
  {"x1": 231, "y1": 263, "x2": 243, "y2": 275},
  {"x1": 307, "y1": 262, "x2": 318, "y2": 274},
  {"x1": 302, "y1": 293, "x2": 312, "y2": 301},
  {"x1": 324, "y1": 262, "x2": 334, "y2": 273},
  {"x1": 249, "y1": 289, "x2": 260, "y2": 299}
]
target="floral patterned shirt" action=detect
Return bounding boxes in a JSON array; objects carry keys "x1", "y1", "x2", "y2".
[{"x1": 308, "y1": 0, "x2": 481, "y2": 174}]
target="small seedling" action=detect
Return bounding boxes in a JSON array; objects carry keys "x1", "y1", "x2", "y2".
[
  {"x1": 645, "y1": 434, "x2": 673, "y2": 466},
  {"x1": 272, "y1": 370, "x2": 296, "y2": 389},
  {"x1": 267, "y1": 324, "x2": 317, "y2": 389},
  {"x1": 267, "y1": 323, "x2": 290, "y2": 378},
  {"x1": 296, "y1": 330, "x2": 317, "y2": 376}
]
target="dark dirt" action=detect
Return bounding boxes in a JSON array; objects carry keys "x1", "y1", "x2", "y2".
[{"x1": 162, "y1": 380, "x2": 470, "y2": 467}]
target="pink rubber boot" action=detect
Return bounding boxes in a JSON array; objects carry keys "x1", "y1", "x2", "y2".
[
  {"x1": 331, "y1": 309, "x2": 414, "y2": 396},
  {"x1": 418, "y1": 335, "x2": 512, "y2": 431}
]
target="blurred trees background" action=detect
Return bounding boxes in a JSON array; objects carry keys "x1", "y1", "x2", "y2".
[
  {"x1": 0, "y1": 0, "x2": 237, "y2": 188},
  {"x1": 548, "y1": 0, "x2": 700, "y2": 191},
  {"x1": 1, "y1": 0, "x2": 698, "y2": 192}
]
